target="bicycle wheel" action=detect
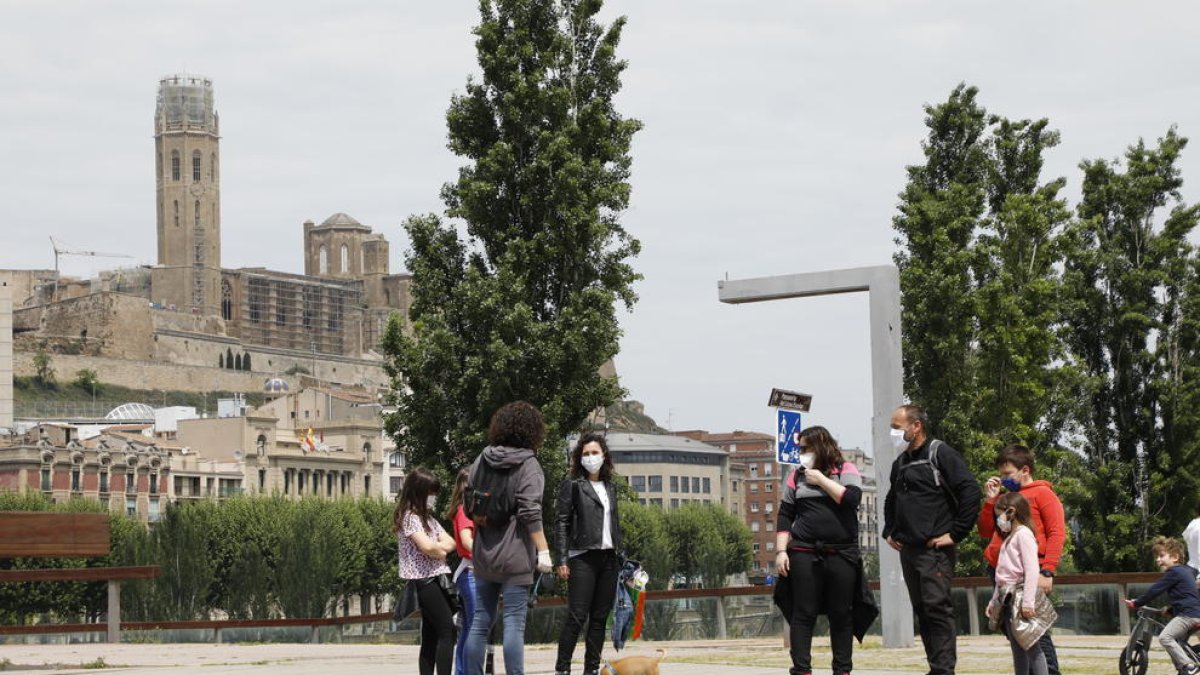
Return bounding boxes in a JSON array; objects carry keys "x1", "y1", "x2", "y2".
[{"x1": 1118, "y1": 640, "x2": 1149, "y2": 675}]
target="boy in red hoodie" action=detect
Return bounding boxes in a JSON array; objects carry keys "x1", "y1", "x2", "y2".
[{"x1": 979, "y1": 444, "x2": 1066, "y2": 675}]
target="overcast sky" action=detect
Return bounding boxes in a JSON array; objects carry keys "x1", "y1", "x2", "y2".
[{"x1": 4, "y1": 1, "x2": 1200, "y2": 453}]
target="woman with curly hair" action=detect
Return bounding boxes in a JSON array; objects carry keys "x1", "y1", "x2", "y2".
[
  {"x1": 553, "y1": 433, "x2": 623, "y2": 675},
  {"x1": 463, "y1": 401, "x2": 553, "y2": 675}
]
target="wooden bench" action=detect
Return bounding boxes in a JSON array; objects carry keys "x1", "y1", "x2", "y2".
[{"x1": 0, "y1": 512, "x2": 161, "y2": 642}]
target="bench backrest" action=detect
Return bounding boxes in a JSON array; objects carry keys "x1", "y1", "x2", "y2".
[{"x1": 0, "y1": 512, "x2": 111, "y2": 558}]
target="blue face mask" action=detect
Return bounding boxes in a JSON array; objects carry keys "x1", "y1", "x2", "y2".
[{"x1": 1000, "y1": 477, "x2": 1023, "y2": 493}]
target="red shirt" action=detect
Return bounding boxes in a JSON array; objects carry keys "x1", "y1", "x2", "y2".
[
  {"x1": 977, "y1": 480, "x2": 1066, "y2": 573},
  {"x1": 453, "y1": 505, "x2": 475, "y2": 559}
]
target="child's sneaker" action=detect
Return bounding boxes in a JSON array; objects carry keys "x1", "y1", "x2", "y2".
[{"x1": 1180, "y1": 665, "x2": 1199, "y2": 675}]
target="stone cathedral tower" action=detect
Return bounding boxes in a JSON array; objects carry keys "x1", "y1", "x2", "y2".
[{"x1": 153, "y1": 75, "x2": 221, "y2": 313}]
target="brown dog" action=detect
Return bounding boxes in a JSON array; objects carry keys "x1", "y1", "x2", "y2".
[{"x1": 601, "y1": 649, "x2": 666, "y2": 675}]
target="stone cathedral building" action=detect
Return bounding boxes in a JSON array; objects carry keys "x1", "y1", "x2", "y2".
[{"x1": 6, "y1": 75, "x2": 412, "y2": 391}]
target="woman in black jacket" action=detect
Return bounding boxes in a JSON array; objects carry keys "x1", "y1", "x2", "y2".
[{"x1": 554, "y1": 433, "x2": 623, "y2": 675}]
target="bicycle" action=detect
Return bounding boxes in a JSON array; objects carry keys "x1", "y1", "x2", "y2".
[{"x1": 1120, "y1": 605, "x2": 1200, "y2": 675}]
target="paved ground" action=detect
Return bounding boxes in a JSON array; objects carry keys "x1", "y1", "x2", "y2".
[{"x1": 0, "y1": 635, "x2": 1176, "y2": 674}]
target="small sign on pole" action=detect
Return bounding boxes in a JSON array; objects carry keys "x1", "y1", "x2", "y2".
[
  {"x1": 768, "y1": 388, "x2": 812, "y2": 412},
  {"x1": 776, "y1": 409, "x2": 804, "y2": 464}
]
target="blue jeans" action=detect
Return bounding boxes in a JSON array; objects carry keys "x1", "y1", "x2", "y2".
[
  {"x1": 454, "y1": 569, "x2": 476, "y2": 675},
  {"x1": 464, "y1": 578, "x2": 530, "y2": 675}
]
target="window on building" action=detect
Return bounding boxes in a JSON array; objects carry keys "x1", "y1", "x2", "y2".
[
  {"x1": 364, "y1": 475, "x2": 371, "y2": 496},
  {"x1": 750, "y1": 483, "x2": 759, "y2": 493},
  {"x1": 194, "y1": 200, "x2": 201, "y2": 230},
  {"x1": 648, "y1": 475, "x2": 662, "y2": 493},
  {"x1": 149, "y1": 497, "x2": 160, "y2": 523},
  {"x1": 221, "y1": 280, "x2": 233, "y2": 321},
  {"x1": 752, "y1": 542, "x2": 760, "y2": 553},
  {"x1": 171, "y1": 150, "x2": 180, "y2": 181},
  {"x1": 649, "y1": 498, "x2": 663, "y2": 508},
  {"x1": 259, "y1": 469, "x2": 266, "y2": 492},
  {"x1": 679, "y1": 476, "x2": 688, "y2": 493},
  {"x1": 173, "y1": 200, "x2": 179, "y2": 227},
  {"x1": 363, "y1": 442, "x2": 372, "y2": 461},
  {"x1": 318, "y1": 247, "x2": 328, "y2": 274},
  {"x1": 340, "y1": 244, "x2": 349, "y2": 273},
  {"x1": 149, "y1": 473, "x2": 158, "y2": 495},
  {"x1": 631, "y1": 475, "x2": 645, "y2": 492},
  {"x1": 390, "y1": 476, "x2": 403, "y2": 494},
  {"x1": 751, "y1": 502, "x2": 760, "y2": 513},
  {"x1": 732, "y1": 480, "x2": 739, "y2": 493},
  {"x1": 764, "y1": 463, "x2": 774, "y2": 477},
  {"x1": 126, "y1": 471, "x2": 136, "y2": 494},
  {"x1": 670, "y1": 498, "x2": 679, "y2": 509},
  {"x1": 192, "y1": 151, "x2": 201, "y2": 181},
  {"x1": 210, "y1": 152, "x2": 216, "y2": 180},
  {"x1": 126, "y1": 497, "x2": 137, "y2": 517},
  {"x1": 749, "y1": 465, "x2": 759, "y2": 479},
  {"x1": 99, "y1": 471, "x2": 109, "y2": 493},
  {"x1": 765, "y1": 502, "x2": 773, "y2": 514},
  {"x1": 766, "y1": 481, "x2": 773, "y2": 492},
  {"x1": 670, "y1": 476, "x2": 678, "y2": 492},
  {"x1": 299, "y1": 471, "x2": 307, "y2": 493},
  {"x1": 753, "y1": 560, "x2": 762, "y2": 572},
  {"x1": 389, "y1": 451, "x2": 404, "y2": 468},
  {"x1": 284, "y1": 470, "x2": 292, "y2": 495},
  {"x1": 703, "y1": 477, "x2": 711, "y2": 493},
  {"x1": 692, "y1": 477, "x2": 700, "y2": 493},
  {"x1": 70, "y1": 468, "x2": 80, "y2": 492},
  {"x1": 751, "y1": 521, "x2": 760, "y2": 532}
]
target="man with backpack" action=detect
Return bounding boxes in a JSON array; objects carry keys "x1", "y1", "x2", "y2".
[
  {"x1": 462, "y1": 401, "x2": 554, "y2": 675},
  {"x1": 882, "y1": 404, "x2": 982, "y2": 675}
]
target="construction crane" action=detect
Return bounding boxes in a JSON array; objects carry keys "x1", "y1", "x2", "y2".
[{"x1": 49, "y1": 236, "x2": 134, "y2": 302}]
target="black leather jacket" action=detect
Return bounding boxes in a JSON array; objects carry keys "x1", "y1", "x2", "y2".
[{"x1": 554, "y1": 477, "x2": 623, "y2": 564}]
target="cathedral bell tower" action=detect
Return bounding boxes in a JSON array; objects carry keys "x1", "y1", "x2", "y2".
[{"x1": 154, "y1": 75, "x2": 221, "y2": 313}]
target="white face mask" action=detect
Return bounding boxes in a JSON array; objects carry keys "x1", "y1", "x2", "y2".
[
  {"x1": 890, "y1": 428, "x2": 910, "y2": 451},
  {"x1": 798, "y1": 452, "x2": 815, "y2": 470},
  {"x1": 426, "y1": 495, "x2": 437, "y2": 510},
  {"x1": 996, "y1": 513, "x2": 1012, "y2": 533},
  {"x1": 581, "y1": 455, "x2": 604, "y2": 475}
]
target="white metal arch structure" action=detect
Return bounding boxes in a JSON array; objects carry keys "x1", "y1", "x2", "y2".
[{"x1": 718, "y1": 264, "x2": 913, "y2": 648}]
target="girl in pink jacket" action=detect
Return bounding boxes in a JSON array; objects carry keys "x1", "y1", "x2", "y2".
[{"x1": 986, "y1": 492, "x2": 1048, "y2": 675}]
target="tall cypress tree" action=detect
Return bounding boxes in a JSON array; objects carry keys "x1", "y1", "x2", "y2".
[
  {"x1": 383, "y1": 0, "x2": 642, "y2": 483},
  {"x1": 1061, "y1": 129, "x2": 1199, "y2": 570}
]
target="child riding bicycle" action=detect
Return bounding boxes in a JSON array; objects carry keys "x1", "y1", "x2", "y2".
[{"x1": 1123, "y1": 537, "x2": 1200, "y2": 675}]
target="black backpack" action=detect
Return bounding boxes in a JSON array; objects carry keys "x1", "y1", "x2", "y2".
[
  {"x1": 897, "y1": 439, "x2": 959, "y2": 510},
  {"x1": 465, "y1": 460, "x2": 515, "y2": 529}
]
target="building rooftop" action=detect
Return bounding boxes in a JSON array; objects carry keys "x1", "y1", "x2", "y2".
[{"x1": 603, "y1": 432, "x2": 727, "y2": 456}]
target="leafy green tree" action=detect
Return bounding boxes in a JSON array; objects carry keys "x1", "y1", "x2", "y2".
[
  {"x1": 33, "y1": 350, "x2": 55, "y2": 388},
  {"x1": 275, "y1": 499, "x2": 339, "y2": 618},
  {"x1": 893, "y1": 84, "x2": 989, "y2": 455},
  {"x1": 618, "y1": 501, "x2": 671, "y2": 590},
  {"x1": 153, "y1": 501, "x2": 218, "y2": 620},
  {"x1": 73, "y1": 369, "x2": 100, "y2": 394},
  {"x1": 381, "y1": 0, "x2": 642, "y2": 494},
  {"x1": 893, "y1": 85, "x2": 1082, "y2": 574},
  {"x1": 1060, "y1": 128, "x2": 1200, "y2": 571}
]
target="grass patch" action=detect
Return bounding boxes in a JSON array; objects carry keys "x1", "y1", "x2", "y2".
[{"x1": 80, "y1": 657, "x2": 108, "y2": 669}]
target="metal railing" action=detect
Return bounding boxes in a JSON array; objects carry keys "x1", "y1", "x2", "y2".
[{"x1": 0, "y1": 572, "x2": 1165, "y2": 644}]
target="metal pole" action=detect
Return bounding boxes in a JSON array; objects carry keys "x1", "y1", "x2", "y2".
[{"x1": 718, "y1": 265, "x2": 914, "y2": 648}]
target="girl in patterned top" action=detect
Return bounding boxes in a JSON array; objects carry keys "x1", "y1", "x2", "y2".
[{"x1": 395, "y1": 467, "x2": 457, "y2": 675}]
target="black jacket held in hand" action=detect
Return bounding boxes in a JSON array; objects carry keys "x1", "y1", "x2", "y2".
[
  {"x1": 882, "y1": 438, "x2": 981, "y2": 546},
  {"x1": 554, "y1": 477, "x2": 623, "y2": 565}
]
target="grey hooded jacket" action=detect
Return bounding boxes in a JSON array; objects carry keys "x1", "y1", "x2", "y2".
[{"x1": 468, "y1": 445, "x2": 545, "y2": 586}]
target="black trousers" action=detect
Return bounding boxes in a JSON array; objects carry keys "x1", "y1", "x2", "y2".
[
  {"x1": 555, "y1": 549, "x2": 619, "y2": 673},
  {"x1": 414, "y1": 576, "x2": 456, "y2": 675},
  {"x1": 787, "y1": 549, "x2": 856, "y2": 675},
  {"x1": 900, "y1": 545, "x2": 957, "y2": 675}
]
